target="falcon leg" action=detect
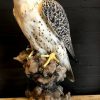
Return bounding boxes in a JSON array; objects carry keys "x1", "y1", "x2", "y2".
[{"x1": 41, "y1": 52, "x2": 59, "y2": 68}]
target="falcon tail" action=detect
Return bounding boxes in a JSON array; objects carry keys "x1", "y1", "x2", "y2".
[
  {"x1": 66, "y1": 67, "x2": 75, "y2": 82},
  {"x1": 60, "y1": 55, "x2": 75, "y2": 82},
  {"x1": 67, "y1": 48, "x2": 78, "y2": 63}
]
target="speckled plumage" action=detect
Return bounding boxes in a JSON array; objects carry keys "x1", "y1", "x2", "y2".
[
  {"x1": 13, "y1": 0, "x2": 75, "y2": 82},
  {"x1": 42, "y1": 0, "x2": 75, "y2": 58}
]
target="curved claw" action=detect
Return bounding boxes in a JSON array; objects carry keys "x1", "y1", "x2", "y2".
[
  {"x1": 41, "y1": 53, "x2": 59, "y2": 68},
  {"x1": 27, "y1": 51, "x2": 34, "y2": 60}
]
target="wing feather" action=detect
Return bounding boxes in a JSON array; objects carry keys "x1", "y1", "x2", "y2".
[{"x1": 42, "y1": 0, "x2": 76, "y2": 59}]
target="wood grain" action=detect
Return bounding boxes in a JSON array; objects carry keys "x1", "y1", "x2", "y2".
[
  {"x1": 72, "y1": 95, "x2": 100, "y2": 100},
  {"x1": 0, "y1": 98, "x2": 27, "y2": 100},
  {"x1": 1, "y1": 95, "x2": 100, "y2": 100}
]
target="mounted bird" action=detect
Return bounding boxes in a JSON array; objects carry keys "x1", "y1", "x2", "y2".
[{"x1": 13, "y1": 0, "x2": 76, "y2": 82}]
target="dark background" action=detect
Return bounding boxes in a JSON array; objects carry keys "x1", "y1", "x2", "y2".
[{"x1": 1, "y1": 0, "x2": 100, "y2": 98}]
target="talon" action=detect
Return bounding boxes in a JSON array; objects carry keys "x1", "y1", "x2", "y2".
[
  {"x1": 41, "y1": 53, "x2": 59, "y2": 68},
  {"x1": 41, "y1": 55, "x2": 49, "y2": 58},
  {"x1": 27, "y1": 51, "x2": 34, "y2": 60}
]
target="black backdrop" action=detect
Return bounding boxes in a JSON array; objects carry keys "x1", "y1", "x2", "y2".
[{"x1": 1, "y1": 0, "x2": 100, "y2": 98}]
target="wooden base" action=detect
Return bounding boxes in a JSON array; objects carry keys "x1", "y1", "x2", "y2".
[
  {"x1": 0, "y1": 95, "x2": 100, "y2": 100},
  {"x1": 72, "y1": 95, "x2": 100, "y2": 100}
]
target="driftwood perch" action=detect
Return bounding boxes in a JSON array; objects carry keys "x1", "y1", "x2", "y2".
[{"x1": 14, "y1": 48, "x2": 71, "y2": 100}]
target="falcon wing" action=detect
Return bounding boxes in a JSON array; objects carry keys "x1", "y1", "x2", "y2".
[{"x1": 42, "y1": 0, "x2": 76, "y2": 60}]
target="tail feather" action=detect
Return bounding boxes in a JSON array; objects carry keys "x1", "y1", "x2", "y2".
[{"x1": 66, "y1": 67, "x2": 75, "y2": 82}]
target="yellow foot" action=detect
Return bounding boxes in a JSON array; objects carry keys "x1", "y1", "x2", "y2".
[
  {"x1": 27, "y1": 51, "x2": 34, "y2": 60},
  {"x1": 41, "y1": 52, "x2": 59, "y2": 68}
]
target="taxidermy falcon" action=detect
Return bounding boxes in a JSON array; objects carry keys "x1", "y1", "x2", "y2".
[{"x1": 13, "y1": 0, "x2": 76, "y2": 82}]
